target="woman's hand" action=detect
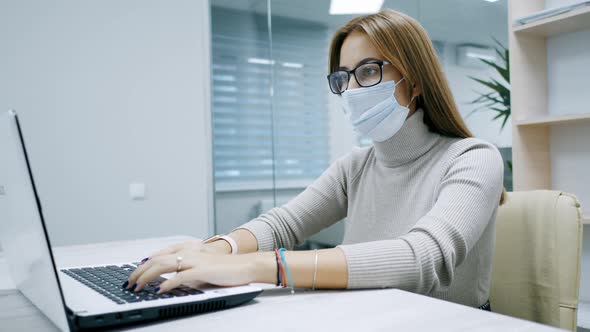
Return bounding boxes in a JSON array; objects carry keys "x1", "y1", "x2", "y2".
[
  {"x1": 140, "y1": 239, "x2": 232, "y2": 265},
  {"x1": 125, "y1": 251, "x2": 275, "y2": 293}
]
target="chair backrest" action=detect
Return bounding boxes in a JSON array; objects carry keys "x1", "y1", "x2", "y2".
[{"x1": 490, "y1": 190, "x2": 583, "y2": 331}]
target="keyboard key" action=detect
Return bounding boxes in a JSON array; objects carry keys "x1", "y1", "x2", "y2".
[
  {"x1": 63, "y1": 264, "x2": 206, "y2": 304},
  {"x1": 170, "y1": 290, "x2": 188, "y2": 297}
]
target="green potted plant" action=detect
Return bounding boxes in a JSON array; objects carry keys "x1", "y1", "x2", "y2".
[
  {"x1": 468, "y1": 37, "x2": 511, "y2": 130},
  {"x1": 468, "y1": 38, "x2": 512, "y2": 188}
]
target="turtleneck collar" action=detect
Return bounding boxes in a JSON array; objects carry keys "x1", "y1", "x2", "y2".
[{"x1": 373, "y1": 109, "x2": 441, "y2": 167}]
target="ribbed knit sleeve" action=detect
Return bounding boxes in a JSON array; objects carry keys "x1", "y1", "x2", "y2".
[
  {"x1": 337, "y1": 139, "x2": 504, "y2": 292},
  {"x1": 234, "y1": 153, "x2": 351, "y2": 251}
]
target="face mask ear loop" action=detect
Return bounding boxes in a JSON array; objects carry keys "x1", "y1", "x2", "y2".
[
  {"x1": 392, "y1": 77, "x2": 414, "y2": 108},
  {"x1": 394, "y1": 77, "x2": 406, "y2": 87},
  {"x1": 405, "y1": 95, "x2": 416, "y2": 108}
]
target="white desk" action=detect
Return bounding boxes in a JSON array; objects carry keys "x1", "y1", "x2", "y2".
[{"x1": 0, "y1": 237, "x2": 564, "y2": 331}]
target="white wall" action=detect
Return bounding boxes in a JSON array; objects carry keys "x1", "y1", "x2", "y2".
[{"x1": 0, "y1": 0, "x2": 213, "y2": 246}]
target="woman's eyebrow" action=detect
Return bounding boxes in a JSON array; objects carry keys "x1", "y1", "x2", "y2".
[{"x1": 338, "y1": 57, "x2": 381, "y2": 70}]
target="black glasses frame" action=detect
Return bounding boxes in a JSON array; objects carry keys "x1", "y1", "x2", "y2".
[{"x1": 326, "y1": 60, "x2": 391, "y2": 94}]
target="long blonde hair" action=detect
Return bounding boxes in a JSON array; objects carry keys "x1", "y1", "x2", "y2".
[{"x1": 329, "y1": 9, "x2": 506, "y2": 204}]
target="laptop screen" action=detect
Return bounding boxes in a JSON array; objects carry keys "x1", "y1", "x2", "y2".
[{"x1": 0, "y1": 110, "x2": 71, "y2": 331}]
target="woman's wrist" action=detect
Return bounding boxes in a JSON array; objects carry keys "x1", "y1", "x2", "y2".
[
  {"x1": 250, "y1": 251, "x2": 277, "y2": 284},
  {"x1": 201, "y1": 240, "x2": 231, "y2": 255}
]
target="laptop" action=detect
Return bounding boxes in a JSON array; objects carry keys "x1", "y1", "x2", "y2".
[{"x1": 0, "y1": 110, "x2": 263, "y2": 331}]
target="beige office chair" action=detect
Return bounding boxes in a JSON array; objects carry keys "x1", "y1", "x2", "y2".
[{"x1": 490, "y1": 191, "x2": 584, "y2": 331}]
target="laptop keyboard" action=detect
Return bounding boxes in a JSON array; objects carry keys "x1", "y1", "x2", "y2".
[{"x1": 61, "y1": 264, "x2": 203, "y2": 305}]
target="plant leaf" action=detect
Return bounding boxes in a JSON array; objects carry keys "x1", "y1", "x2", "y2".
[
  {"x1": 505, "y1": 50, "x2": 510, "y2": 81},
  {"x1": 482, "y1": 94, "x2": 503, "y2": 105},
  {"x1": 470, "y1": 91, "x2": 498, "y2": 104},
  {"x1": 492, "y1": 36, "x2": 506, "y2": 53},
  {"x1": 490, "y1": 106, "x2": 509, "y2": 114},
  {"x1": 468, "y1": 76, "x2": 509, "y2": 99},
  {"x1": 495, "y1": 47, "x2": 506, "y2": 62},
  {"x1": 479, "y1": 58, "x2": 509, "y2": 83},
  {"x1": 492, "y1": 112, "x2": 505, "y2": 120},
  {"x1": 467, "y1": 39, "x2": 511, "y2": 133},
  {"x1": 490, "y1": 78, "x2": 510, "y2": 98},
  {"x1": 500, "y1": 112, "x2": 510, "y2": 130}
]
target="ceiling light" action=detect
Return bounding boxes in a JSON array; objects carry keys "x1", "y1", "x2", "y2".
[
  {"x1": 456, "y1": 45, "x2": 497, "y2": 68},
  {"x1": 466, "y1": 51, "x2": 495, "y2": 62},
  {"x1": 329, "y1": 0, "x2": 384, "y2": 15},
  {"x1": 282, "y1": 62, "x2": 304, "y2": 68},
  {"x1": 247, "y1": 58, "x2": 275, "y2": 65}
]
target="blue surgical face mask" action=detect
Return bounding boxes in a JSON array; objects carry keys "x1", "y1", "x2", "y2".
[{"x1": 341, "y1": 78, "x2": 414, "y2": 142}]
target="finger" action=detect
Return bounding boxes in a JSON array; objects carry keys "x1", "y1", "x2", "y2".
[
  {"x1": 126, "y1": 258, "x2": 157, "y2": 289},
  {"x1": 134, "y1": 256, "x2": 178, "y2": 292},
  {"x1": 157, "y1": 270, "x2": 196, "y2": 294}
]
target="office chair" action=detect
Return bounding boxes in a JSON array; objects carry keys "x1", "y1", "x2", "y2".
[{"x1": 490, "y1": 190, "x2": 583, "y2": 331}]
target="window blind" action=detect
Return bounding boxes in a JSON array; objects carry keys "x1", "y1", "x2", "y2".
[{"x1": 211, "y1": 8, "x2": 330, "y2": 188}]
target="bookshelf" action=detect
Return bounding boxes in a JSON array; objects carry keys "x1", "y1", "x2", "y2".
[
  {"x1": 516, "y1": 113, "x2": 590, "y2": 127},
  {"x1": 509, "y1": 1, "x2": 590, "y2": 330},
  {"x1": 513, "y1": 5, "x2": 590, "y2": 37},
  {"x1": 510, "y1": 0, "x2": 590, "y2": 209}
]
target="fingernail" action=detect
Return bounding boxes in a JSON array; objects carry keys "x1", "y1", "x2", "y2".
[
  {"x1": 140, "y1": 257, "x2": 149, "y2": 265},
  {"x1": 122, "y1": 281, "x2": 129, "y2": 289},
  {"x1": 155, "y1": 287, "x2": 160, "y2": 293},
  {"x1": 130, "y1": 283, "x2": 137, "y2": 291}
]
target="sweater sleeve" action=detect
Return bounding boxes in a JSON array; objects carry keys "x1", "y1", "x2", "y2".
[
  {"x1": 337, "y1": 140, "x2": 504, "y2": 293},
  {"x1": 233, "y1": 153, "x2": 352, "y2": 251}
]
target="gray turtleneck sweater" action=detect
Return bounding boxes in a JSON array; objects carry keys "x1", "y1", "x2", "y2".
[{"x1": 235, "y1": 109, "x2": 504, "y2": 308}]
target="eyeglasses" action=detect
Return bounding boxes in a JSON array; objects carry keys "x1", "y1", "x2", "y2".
[{"x1": 327, "y1": 60, "x2": 390, "y2": 94}]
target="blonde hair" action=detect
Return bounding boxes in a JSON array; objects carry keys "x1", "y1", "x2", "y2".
[{"x1": 329, "y1": 9, "x2": 506, "y2": 204}]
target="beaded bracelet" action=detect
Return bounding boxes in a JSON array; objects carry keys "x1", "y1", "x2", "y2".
[{"x1": 278, "y1": 248, "x2": 295, "y2": 294}]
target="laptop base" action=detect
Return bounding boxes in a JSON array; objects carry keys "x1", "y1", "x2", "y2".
[{"x1": 69, "y1": 289, "x2": 262, "y2": 331}]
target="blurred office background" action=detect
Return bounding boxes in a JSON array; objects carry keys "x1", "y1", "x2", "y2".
[
  {"x1": 0, "y1": 0, "x2": 511, "y2": 250},
  {"x1": 209, "y1": 0, "x2": 511, "y2": 248}
]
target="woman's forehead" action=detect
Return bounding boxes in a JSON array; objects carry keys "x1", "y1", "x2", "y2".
[{"x1": 339, "y1": 31, "x2": 384, "y2": 69}]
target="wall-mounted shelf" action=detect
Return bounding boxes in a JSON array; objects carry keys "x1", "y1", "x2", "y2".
[
  {"x1": 516, "y1": 113, "x2": 590, "y2": 127},
  {"x1": 514, "y1": 5, "x2": 590, "y2": 37},
  {"x1": 511, "y1": 1, "x2": 590, "y2": 322}
]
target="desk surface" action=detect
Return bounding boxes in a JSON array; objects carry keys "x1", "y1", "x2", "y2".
[{"x1": 0, "y1": 237, "x2": 564, "y2": 332}]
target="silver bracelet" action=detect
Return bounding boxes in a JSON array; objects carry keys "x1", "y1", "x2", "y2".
[{"x1": 312, "y1": 249, "x2": 318, "y2": 291}]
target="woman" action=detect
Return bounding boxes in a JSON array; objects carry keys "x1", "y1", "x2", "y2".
[{"x1": 126, "y1": 9, "x2": 504, "y2": 310}]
